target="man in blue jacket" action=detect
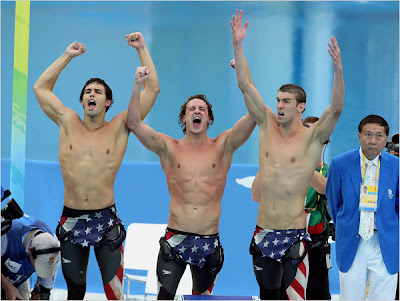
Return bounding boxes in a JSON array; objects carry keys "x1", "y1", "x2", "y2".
[
  {"x1": 326, "y1": 114, "x2": 399, "y2": 300},
  {"x1": 1, "y1": 214, "x2": 61, "y2": 300}
]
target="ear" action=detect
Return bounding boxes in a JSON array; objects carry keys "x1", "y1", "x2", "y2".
[
  {"x1": 297, "y1": 103, "x2": 305, "y2": 113},
  {"x1": 182, "y1": 115, "x2": 186, "y2": 124},
  {"x1": 106, "y1": 99, "x2": 112, "y2": 108}
]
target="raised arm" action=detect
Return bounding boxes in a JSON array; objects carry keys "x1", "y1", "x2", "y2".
[
  {"x1": 231, "y1": 9, "x2": 268, "y2": 126},
  {"x1": 224, "y1": 112, "x2": 256, "y2": 154},
  {"x1": 230, "y1": 58, "x2": 255, "y2": 87},
  {"x1": 126, "y1": 32, "x2": 160, "y2": 120},
  {"x1": 314, "y1": 36, "x2": 344, "y2": 144},
  {"x1": 126, "y1": 67, "x2": 167, "y2": 157},
  {"x1": 33, "y1": 42, "x2": 86, "y2": 126}
]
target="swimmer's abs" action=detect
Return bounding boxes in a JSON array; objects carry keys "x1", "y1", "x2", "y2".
[{"x1": 63, "y1": 192, "x2": 115, "y2": 210}]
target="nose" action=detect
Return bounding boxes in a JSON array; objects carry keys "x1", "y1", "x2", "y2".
[{"x1": 369, "y1": 135, "x2": 378, "y2": 144}]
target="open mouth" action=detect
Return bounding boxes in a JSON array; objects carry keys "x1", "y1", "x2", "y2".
[
  {"x1": 193, "y1": 116, "x2": 201, "y2": 126},
  {"x1": 88, "y1": 99, "x2": 96, "y2": 110},
  {"x1": 277, "y1": 112, "x2": 285, "y2": 118}
]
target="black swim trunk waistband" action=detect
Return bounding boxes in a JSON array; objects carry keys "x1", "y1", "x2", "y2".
[
  {"x1": 62, "y1": 204, "x2": 117, "y2": 217},
  {"x1": 166, "y1": 227, "x2": 219, "y2": 238}
]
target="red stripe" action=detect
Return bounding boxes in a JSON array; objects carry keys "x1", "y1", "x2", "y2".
[
  {"x1": 298, "y1": 261, "x2": 306, "y2": 277},
  {"x1": 104, "y1": 283, "x2": 117, "y2": 300},
  {"x1": 116, "y1": 265, "x2": 124, "y2": 282},
  {"x1": 290, "y1": 278, "x2": 305, "y2": 299},
  {"x1": 60, "y1": 216, "x2": 67, "y2": 225},
  {"x1": 207, "y1": 282, "x2": 215, "y2": 293},
  {"x1": 166, "y1": 231, "x2": 176, "y2": 240}
]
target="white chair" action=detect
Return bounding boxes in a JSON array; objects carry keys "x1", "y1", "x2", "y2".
[{"x1": 124, "y1": 223, "x2": 192, "y2": 299}]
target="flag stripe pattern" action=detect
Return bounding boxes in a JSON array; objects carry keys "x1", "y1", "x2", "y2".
[{"x1": 286, "y1": 241, "x2": 309, "y2": 300}]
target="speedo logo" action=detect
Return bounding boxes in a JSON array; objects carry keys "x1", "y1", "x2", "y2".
[
  {"x1": 62, "y1": 257, "x2": 72, "y2": 264},
  {"x1": 162, "y1": 269, "x2": 172, "y2": 275}
]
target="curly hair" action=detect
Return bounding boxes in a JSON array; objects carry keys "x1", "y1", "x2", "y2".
[{"x1": 178, "y1": 94, "x2": 214, "y2": 134}]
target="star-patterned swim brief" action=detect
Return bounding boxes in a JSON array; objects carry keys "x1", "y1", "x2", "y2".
[
  {"x1": 252, "y1": 226, "x2": 311, "y2": 263},
  {"x1": 58, "y1": 204, "x2": 123, "y2": 247},
  {"x1": 164, "y1": 228, "x2": 221, "y2": 269}
]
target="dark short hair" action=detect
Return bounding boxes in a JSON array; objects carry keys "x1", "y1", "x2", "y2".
[
  {"x1": 279, "y1": 84, "x2": 306, "y2": 106},
  {"x1": 178, "y1": 94, "x2": 214, "y2": 134},
  {"x1": 358, "y1": 114, "x2": 389, "y2": 136},
  {"x1": 303, "y1": 116, "x2": 319, "y2": 124},
  {"x1": 79, "y1": 78, "x2": 114, "y2": 112}
]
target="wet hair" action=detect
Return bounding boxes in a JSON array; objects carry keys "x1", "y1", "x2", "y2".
[
  {"x1": 178, "y1": 94, "x2": 214, "y2": 134},
  {"x1": 358, "y1": 114, "x2": 389, "y2": 136},
  {"x1": 279, "y1": 84, "x2": 306, "y2": 112},
  {"x1": 79, "y1": 78, "x2": 114, "y2": 112}
]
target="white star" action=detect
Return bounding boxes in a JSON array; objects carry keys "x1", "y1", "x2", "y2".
[
  {"x1": 84, "y1": 215, "x2": 92, "y2": 222},
  {"x1": 283, "y1": 237, "x2": 289, "y2": 244},
  {"x1": 203, "y1": 243, "x2": 210, "y2": 251},
  {"x1": 269, "y1": 251, "x2": 275, "y2": 258},
  {"x1": 187, "y1": 257, "x2": 192, "y2": 264},
  {"x1": 195, "y1": 236, "x2": 200, "y2": 240},
  {"x1": 111, "y1": 207, "x2": 116, "y2": 213},
  {"x1": 276, "y1": 231, "x2": 281, "y2": 235},
  {"x1": 199, "y1": 257, "x2": 206, "y2": 263},
  {"x1": 95, "y1": 236, "x2": 102, "y2": 243},
  {"x1": 85, "y1": 227, "x2": 92, "y2": 235},
  {"x1": 108, "y1": 218, "x2": 114, "y2": 227},
  {"x1": 73, "y1": 230, "x2": 80, "y2": 237},
  {"x1": 213, "y1": 239, "x2": 219, "y2": 248},
  {"x1": 286, "y1": 230, "x2": 292, "y2": 234},
  {"x1": 81, "y1": 240, "x2": 89, "y2": 247},
  {"x1": 263, "y1": 240, "x2": 270, "y2": 248},
  {"x1": 96, "y1": 223, "x2": 103, "y2": 232},
  {"x1": 279, "y1": 250, "x2": 285, "y2": 257},
  {"x1": 94, "y1": 212, "x2": 103, "y2": 219},
  {"x1": 191, "y1": 245, "x2": 199, "y2": 253},
  {"x1": 178, "y1": 246, "x2": 187, "y2": 254},
  {"x1": 272, "y1": 238, "x2": 279, "y2": 246}
]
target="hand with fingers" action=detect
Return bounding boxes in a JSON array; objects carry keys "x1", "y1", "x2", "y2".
[
  {"x1": 231, "y1": 9, "x2": 249, "y2": 45},
  {"x1": 135, "y1": 66, "x2": 150, "y2": 85},
  {"x1": 126, "y1": 32, "x2": 146, "y2": 49},
  {"x1": 65, "y1": 41, "x2": 86, "y2": 58},
  {"x1": 327, "y1": 36, "x2": 343, "y2": 72}
]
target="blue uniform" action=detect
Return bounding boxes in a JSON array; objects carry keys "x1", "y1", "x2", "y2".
[{"x1": 1, "y1": 215, "x2": 58, "y2": 289}]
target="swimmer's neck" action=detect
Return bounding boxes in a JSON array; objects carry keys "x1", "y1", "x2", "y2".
[
  {"x1": 278, "y1": 118, "x2": 304, "y2": 137},
  {"x1": 181, "y1": 132, "x2": 210, "y2": 145},
  {"x1": 82, "y1": 115, "x2": 107, "y2": 131}
]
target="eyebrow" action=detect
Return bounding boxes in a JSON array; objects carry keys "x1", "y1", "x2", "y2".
[{"x1": 85, "y1": 88, "x2": 103, "y2": 93}]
